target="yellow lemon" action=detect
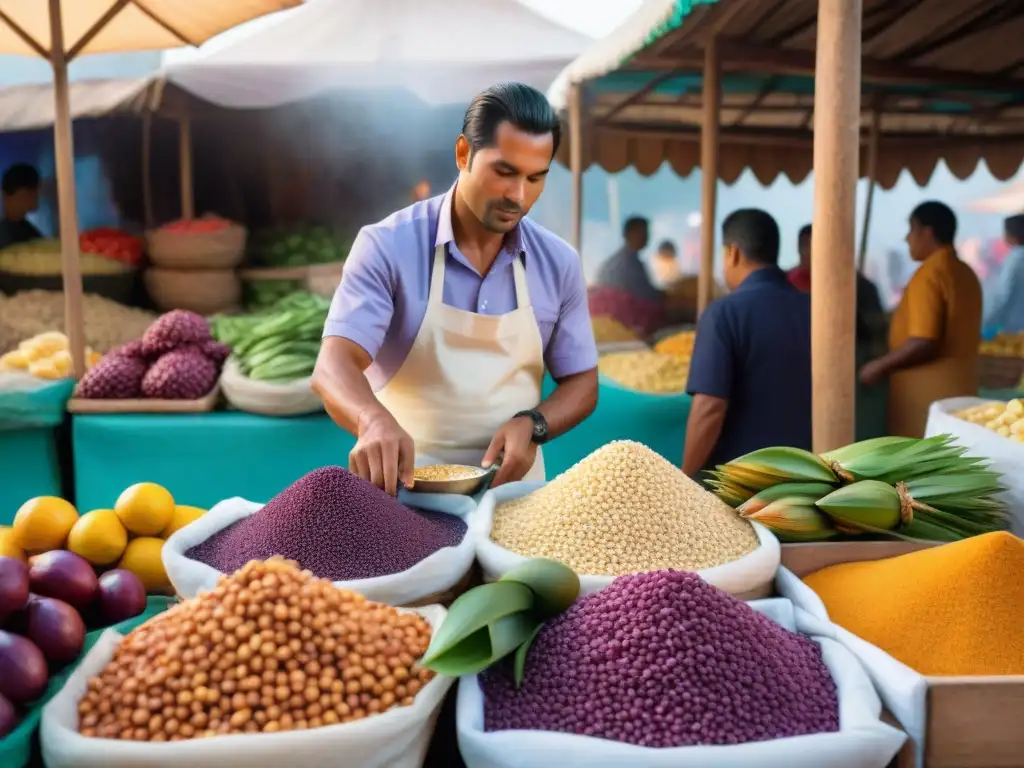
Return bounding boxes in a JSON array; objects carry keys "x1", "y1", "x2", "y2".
[
  {"x1": 0, "y1": 526, "x2": 26, "y2": 562},
  {"x1": 114, "y1": 483, "x2": 175, "y2": 536},
  {"x1": 67, "y1": 509, "x2": 129, "y2": 566},
  {"x1": 161, "y1": 505, "x2": 206, "y2": 539},
  {"x1": 118, "y1": 537, "x2": 170, "y2": 592},
  {"x1": 12, "y1": 496, "x2": 79, "y2": 553}
]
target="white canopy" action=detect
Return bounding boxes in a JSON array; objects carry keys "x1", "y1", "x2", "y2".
[
  {"x1": 968, "y1": 181, "x2": 1024, "y2": 215},
  {"x1": 0, "y1": 76, "x2": 158, "y2": 131},
  {"x1": 165, "y1": 0, "x2": 592, "y2": 108}
]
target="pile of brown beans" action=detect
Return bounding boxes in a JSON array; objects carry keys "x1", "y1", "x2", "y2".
[{"x1": 76, "y1": 557, "x2": 434, "y2": 741}]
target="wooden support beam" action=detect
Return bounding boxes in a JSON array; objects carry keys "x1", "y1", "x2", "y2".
[
  {"x1": 568, "y1": 83, "x2": 583, "y2": 254},
  {"x1": 698, "y1": 38, "x2": 721, "y2": 318},
  {"x1": 811, "y1": 0, "x2": 861, "y2": 453}
]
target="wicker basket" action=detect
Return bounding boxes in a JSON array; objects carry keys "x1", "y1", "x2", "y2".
[
  {"x1": 146, "y1": 223, "x2": 247, "y2": 269},
  {"x1": 238, "y1": 261, "x2": 344, "y2": 299},
  {"x1": 979, "y1": 355, "x2": 1024, "y2": 390},
  {"x1": 144, "y1": 267, "x2": 242, "y2": 315}
]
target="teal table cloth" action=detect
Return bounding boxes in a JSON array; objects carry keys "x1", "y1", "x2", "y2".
[{"x1": 0, "y1": 428, "x2": 61, "y2": 525}]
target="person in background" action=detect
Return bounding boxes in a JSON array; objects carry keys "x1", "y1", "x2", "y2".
[
  {"x1": 682, "y1": 209, "x2": 811, "y2": 478},
  {"x1": 410, "y1": 179, "x2": 431, "y2": 203},
  {"x1": 315, "y1": 82, "x2": 598, "y2": 495},
  {"x1": 792, "y1": 224, "x2": 889, "y2": 439},
  {"x1": 594, "y1": 216, "x2": 663, "y2": 304},
  {"x1": 860, "y1": 201, "x2": 982, "y2": 438},
  {"x1": 652, "y1": 238, "x2": 682, "y2": 287},
  {"x1": 0, "y1": 164, "x2": 42, "y2": 250},
  {"x1": 982, "y1": 214, "x2": 1024, "y2": 335}
]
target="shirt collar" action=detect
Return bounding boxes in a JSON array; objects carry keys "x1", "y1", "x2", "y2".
[
  {"x1": 734, "y1": 265, "x2": 788, "y2": 292},
  {"x1": 434, "y1": 183, "x2": 523, "y2": 256}
]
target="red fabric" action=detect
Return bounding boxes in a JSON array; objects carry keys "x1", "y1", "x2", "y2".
[
  {"x1": 787, "y1": 266, "x2": 811, "y2": 293},
  {"x1": 587, "y1": 286, "x2": 665, "y2": 338}
]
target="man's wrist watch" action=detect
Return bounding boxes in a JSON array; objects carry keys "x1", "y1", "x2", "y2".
[{"x1": 514, "y1": 409, "x2": 550, "y2": 445}]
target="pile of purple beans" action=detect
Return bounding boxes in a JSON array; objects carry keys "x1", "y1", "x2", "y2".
[
  {"x1": 481, "y1": 571, "x2": 840, "y2": 747},
  {"x1": 186, "y1": 466, "x2": 467, "y2": 580}
]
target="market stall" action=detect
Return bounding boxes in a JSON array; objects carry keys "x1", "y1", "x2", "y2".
[{"x1": 547, "y1": 0, "x2": 1024, "y2": 453}]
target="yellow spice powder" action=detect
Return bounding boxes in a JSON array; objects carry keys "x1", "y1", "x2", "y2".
[{"x1": 803, "y1": 531, "x2": 1024, "y2": 676}]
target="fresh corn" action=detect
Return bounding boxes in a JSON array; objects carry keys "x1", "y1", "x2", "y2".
[
  {"x1": 744, "y1": 498, "x2": 839, "y2": 542},
  {"x1": 714, "y1": 446, "x2": 837, "y2": 490},
  {"x1": 737, "y1": 482, "x2": 837, "y2": 516},
  {"x1": 956, "y1": 399, "x2": 1024, "y2": 444}
]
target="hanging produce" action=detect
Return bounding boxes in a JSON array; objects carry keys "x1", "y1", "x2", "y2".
[{"x1": 710, "y1": 435, "x2": 1009, "y2": 541}]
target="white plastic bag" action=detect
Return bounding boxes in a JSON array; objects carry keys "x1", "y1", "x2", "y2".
[
  {"x1": 220, "y1": 356, "x2": 323, "y2": 416},
  {"x1": 456, "y1": 598, "x2": 906, "y2": 768},
  {"x1": 40, "y1": 606, "x2": 453, "y2": 768},
  {"x1": 473, "y1": 481, "x2": 781, "y2": 599},
  {"x1": 163, "y1": 490, "x2": 479, "y2": 605},
  {"x1": 777, "y1": 567, "x2": 930, "y2": 768},
  {"x1": 925, "y1": 397, "x2": 1024, "y2": 535}
]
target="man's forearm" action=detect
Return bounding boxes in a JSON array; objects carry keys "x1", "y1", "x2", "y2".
[
  {"x1": 682, "y1": 394, "x2": 728, "y2": 476},
  {"x1": 536, "y1": 368, "x2": 598, "y2": 439},
  {"x1": 312, "y1": 339, "x2": 387, "y2": 435},
  {"x1": 873, "y1": 337, "x2": 940, "y2": 376}
]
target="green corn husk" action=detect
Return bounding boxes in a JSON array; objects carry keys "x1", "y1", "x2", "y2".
[
  {"x1": 816, "y1": 480, "x2": 904, "y2": 531},
  {"x1": 705, "y1": 476, "x2": 758, "y2": 507},
  {"x1": 744, "y1": 497, "x2": 840, "y2": 542},
  {"x1": 822, "y1": 434, "x2": 975, "y2": 484},
  {"x1": 421, "y1": 558, "x2": 580, "y2": 686},
  {"x1": 716, "y1": 446, "x2": 838, "y2": 491},
  {"x1": 737, "y1": 482, "x2": 837, "y2": 516}
]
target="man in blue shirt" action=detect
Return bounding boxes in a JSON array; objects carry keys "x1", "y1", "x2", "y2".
[
  {"x1": 983, "y1": 214, "x2": 1024, "y2": 336},
  {"x1": 682, "y1": 208, "x2": 812, "y2": 478},
  {"x1": 594, "y1": 216, "x2": 663, "y2": 304}
]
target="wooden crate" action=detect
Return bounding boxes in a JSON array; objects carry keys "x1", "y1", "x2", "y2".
[
  {"x1": 782, "y1": 541, "x2": 1024, "y2": 768},
  {"x1": 67, "y1": 386, "x2": 220, "y2": 414}
]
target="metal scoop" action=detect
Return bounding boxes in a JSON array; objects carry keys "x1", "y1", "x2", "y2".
[{"x1": 406, "y1": 458, "x2": 501, "y2": 496}]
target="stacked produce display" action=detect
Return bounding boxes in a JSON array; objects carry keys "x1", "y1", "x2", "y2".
[
  {"x1": 0, "y1": 239, "x2": 134, "y2": 278},
  {"x1": 711, "y1": 435, "x2": 1008, "y2": 542},
  {"x1": 490, "y1": 441, "x2": 760, "y2": 575},
  {"x1": 241, "y1": 226, "x2": 350, "y2": 308},
  {"x1": 598, "y1": 349, "x2": 689, "y2": 393},
  {"x1": 954, "y1": 398, "x2": 1024, "y2": 442},
  {"x1": 74, "y1": 310, "x2": 228, "y2": 402},
  {"x1": 980, "y1": 332, "x2": 1024, "y2": 358},
  {"x1": 0, "y1": 554, "x2": 146, "y2": 740},
  {"x1": 186, "y1": 466, "x2": 467, "y2": 582},
  {"x1": 6, "y1": 483, "x2": 204, "y2": 593},
  {"x1": 653, "y1": 328, "x2": 695, "y2": 359},
  {"x1": 590, "y1": 316, "x2": 641, "y2": 344},
  {"x1": 78, "y1": 228, "x2": 144, "y2": 269},
  {"x1": 0, "y1": 291, "x2": 155, "y2": 356},
  {"x1": 145, "y1": 215, "x2": 246, "y2": 315},
  {"x1": 801, "y1": 531, "x2": 1023, "y2": 676},
  {"x1": 73, "y1": 558, "x2": 436, "y2": 741}
]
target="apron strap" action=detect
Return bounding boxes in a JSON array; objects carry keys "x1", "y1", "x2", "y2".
[
  {"x1": 428, "y1": 243, "x2": 447, "y2": 308},
  {"x1": 512, "y1": 251, "x2": 531, "y2": 309}
]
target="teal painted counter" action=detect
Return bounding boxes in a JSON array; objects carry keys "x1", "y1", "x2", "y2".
[
  {"x1": 0, "y1": 428, "x2": 61, "y2": 525},
  {"x1": 71, "y1": 376, "x2": 692, "y2": 509}
]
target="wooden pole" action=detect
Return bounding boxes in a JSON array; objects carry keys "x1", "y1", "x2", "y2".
[
  {"x1": 857, "y1": 109, "x2": 880, "y2": 272},
  {"x1": 141, "y1": 112, "x2": 154, "y2": 228},
  {"x1": 568, "y1": 82, "x2": 583, "y2": 254},
  {"x1": 698, "y1": 37, "x2": 721, "y2": 317},
  {"x1": 48, "y1": 0, "x2": 86, "y2": 379},
  {"x1": 179, "y1": 114, "x2": 195, "y2": 219},
  {"x1": 811, "y1": 0, "x2": 862, "y2": 453}
]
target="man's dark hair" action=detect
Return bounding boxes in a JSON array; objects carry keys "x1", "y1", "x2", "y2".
[
  {"x1": 1005, "y1": 214, "x2": 1024, "y2": 243},
  {"x1": 657, "y1": 239, "x2": 677, "y2": 253},
  {"x1": 2, "y1": 164, "x2": 39, "y2": 196},
  {"x1": 721, "y1": 208, "x2": 781, "y2": 265},
  {"x1": 798, "y1": 224, "x2": 812, "y2": 246},
  {"x1": 462, "y1": 83, "x2": 561, "y2": 164},
  {"x1": 623, "y1": 216, "x2": 648, "y2": 237},
  {"x1": 910, "y1": 201, "x2": 957, "y2": 245}
]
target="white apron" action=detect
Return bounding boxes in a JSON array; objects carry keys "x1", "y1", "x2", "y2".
[{"x1": 375, "y1": 243, "x2": 546, "y2": 481}]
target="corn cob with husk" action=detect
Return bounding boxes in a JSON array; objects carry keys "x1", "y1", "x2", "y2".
[{"x1": 714, "y1": 435, "x2": 1009, "y2": 542}]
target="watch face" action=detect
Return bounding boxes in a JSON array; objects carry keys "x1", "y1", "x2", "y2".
[{"x1": 533, "y1": 421, "x2": 545, "y2": 439}]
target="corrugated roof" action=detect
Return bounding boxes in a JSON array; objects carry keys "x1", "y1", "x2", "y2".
[{"x1": 550, "y1": 0, "x2": 1024, "y2": 188}]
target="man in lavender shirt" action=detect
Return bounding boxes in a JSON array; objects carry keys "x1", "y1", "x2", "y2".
[{"x1": 314, "y1": 83, "x2": 598, "y2": 496}]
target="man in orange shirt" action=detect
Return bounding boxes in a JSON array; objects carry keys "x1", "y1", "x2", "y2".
[{"x1": 859, "y1": 202, "x2": 982, "y2": 437}]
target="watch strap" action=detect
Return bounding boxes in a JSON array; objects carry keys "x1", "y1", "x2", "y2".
[{"x1": 514, "y1": 409, "x2": 549, "y2": 445}]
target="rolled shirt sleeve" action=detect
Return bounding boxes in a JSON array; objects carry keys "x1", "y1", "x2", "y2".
[
  {"x1": 544, "y1": 248, "x2": 598, "y2": 379},
  {"x1": 686, "y1": 304, "x2": 734, "y2": 399},
  {"x1": 905, "y1": 264, "x2": 945, "y2": 342},
  {"x1": 323, "y1": 226, "x2": 396, "y2": 360}
]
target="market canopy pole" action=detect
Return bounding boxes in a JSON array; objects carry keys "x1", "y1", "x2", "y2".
[
  {"x1": 179, "y1": 115, "x2": 195, "y2": 220},
  {"x1": 697, "y1": 36, "x2": 721, "y2": 318},
  {"x1": 568, "y1": 82, "x2": 583, "y2": 254},
  {"x1": 857, "y1": 108, "x2": 881, "y2": 272},
  {"x1": 811, "y1": 0, "x2": 862, "y2": 453}
]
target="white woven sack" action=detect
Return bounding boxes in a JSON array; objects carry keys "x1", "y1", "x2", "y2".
[
  {"x1": 146, "y1": 221, "x2": 247, "y2": 268},
  {"x1": 163, "y1": 490, "x2": 478, "y2": 605},
  {"x1": 925, "y1": 396, "x2": 1024, "y2": 535},
  {"x1": 456, "y1": 598, "x2": 906, "y2": 768},
  {"x1": 776, "y1": 567, "x2": 931, "y2": 768},
  {"x1": 41, "y1": 605, "x2": 452, "y2": 768},
  {"x1": 473, "y1": 481, "x2": 781, "y2": 599},
  {"x1": 220, "y1": 356, "x2": 323, "y2": 416}
]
